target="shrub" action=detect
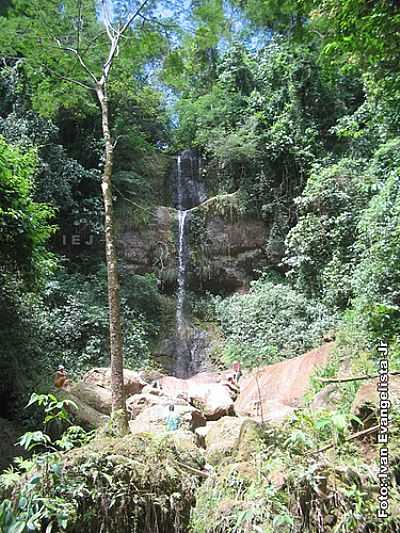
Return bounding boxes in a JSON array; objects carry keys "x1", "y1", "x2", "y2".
[
  {"x1": 215, "y1": 276, "x2": 335, "y2": 367},
  {"x1": 0, "y1": 136, "x2": 56, "y2": 283},
  {"x1": 36, "y1": 270, "x2": 161, "y2": 376},
  {"x1": 0, "y1": 434, "x2": 204, "y2": 533},
  {"x1": 353, "y1": 172, "x2": 400, "y2": 308},
  {"x1": 284, "y1": 158, "x2": 372, "y2": 308}
]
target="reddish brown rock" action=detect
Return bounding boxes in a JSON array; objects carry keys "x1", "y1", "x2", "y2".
[
  {"x1": 235, "y1": 343, "x2": 334, "y2": 422},
  {"x1": 159, "y1": 372, "x2": 235, "y2": 420},
  {"x1": 128, "y1": 403, "x2": 206, "y2": 435},
  {"x1": 351, "y1": 375, "x2": 400, "y2": 427},
  {"x1": 82, "y1": 367, "x2": 147, "y2": 396}
]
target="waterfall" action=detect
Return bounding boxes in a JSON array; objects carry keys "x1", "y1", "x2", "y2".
[
  {"x1": 176, "y1": 208, "x2": 188, "y2": 336},
  {"x1": 174, "y1": 150, "x2": 207, "y2": 378}
]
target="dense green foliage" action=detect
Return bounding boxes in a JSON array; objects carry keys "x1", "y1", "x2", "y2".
[
  {"x1": 191, "y1": 412, "x2": 400, "y2": 532},
  {"x1": 0, "y1": 394, "x2": 204, "y2": 532},
  {"x1": 176, "y1": 38, "x2": 360, "y2": 225},
  {"x1": 1, "y1": 0, "x2": 400, "y2": 530},
  {"x1": 0, "y1": 136, "x2": 55, "y2": 281},
  {"x1": 215, "y1": 276, "x2": 335, "y2": 366}
]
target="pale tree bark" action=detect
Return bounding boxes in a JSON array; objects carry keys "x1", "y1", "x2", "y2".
[
  {"x1": 48, "y1": 0, "x2": 152, "y2": 435},
  {"x1": 92, "y1": 0, "x2": 151, "y2": 435},
  {"x1": 96, "y1": 81, "x2": 128, "y2": 435}
]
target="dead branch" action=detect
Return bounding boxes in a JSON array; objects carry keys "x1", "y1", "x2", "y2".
[
  {"x1": 101, "y1": 0, "x2": 151, "y2": 81},
  {"x1": 306, "y1": 425, "x2": 380, "y2": 456},
  {"x1": 318, "y1": 371, "x2": 400, "y2": 384},
  {"x1": 173, "y1": 460, "x2": 209, "y2": 478}
]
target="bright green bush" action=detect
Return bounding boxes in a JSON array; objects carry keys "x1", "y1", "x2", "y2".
[
  {"x1": 284, "y1": 158, "x2": 373, "y2": 308},
  {"x1": 353, "y1": 171, "x2": 400, "y2": 308},
  {"x1": 0, "y1": 136, "x2": 56, "y2": 282},
  {"x1": 215, "y1": 276, "x2": 335, "y2": 366}
]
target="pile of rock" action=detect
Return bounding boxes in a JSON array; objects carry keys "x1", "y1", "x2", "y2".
[{"x1": 60, "y1": 342, "x2": 334, "y2": 456}]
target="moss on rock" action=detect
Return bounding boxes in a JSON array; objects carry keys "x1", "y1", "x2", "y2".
[{"x1": 2, "y1": 433, "x2": 206, "y2": 533}]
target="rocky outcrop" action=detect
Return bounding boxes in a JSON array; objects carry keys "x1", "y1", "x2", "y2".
[
  {"x1": 311, "y1": 383, "x2": 344, "y2": 412},
  {"x1": 60, "y1": 367, "x2": 238, "y2": 430},
  {"x1": 154, "y1": 329, "x2": 213, "y2": 377},
  {"x1": 61, "y1": 367, "x2": 148, "y2": 428},
  {"x1": 351, "y1": 375, "x2": 400, "y2": 428},
  {"x1": 127, "y1": 387, "x2": 188, "y2": 419},
  {"x1": 200, "y1": 416, "x2": 263, "y2": 464},
  {"x1": 190, "y1": 215, "x2": 269, "y2": 291},
  {"x1": 204, "y1": 416, "x2": 244, "y2": 464},
  {"x1": 58, "y1": 388, "x2": 110, "y2": 429},
  {"x1": 118, "y1": 206, "x2": 271, "y2": 292},
  {"x1": 129, "y1": 403, "x2": 206, "y2": 435},
  {"x1": 235, "y1": 343, "x2": 334, "y2": 422},
  {"x1": 118, "y1": 206, "x2": 176, "y2": 285},
  {"x1": 159, "y1": 372, "x2": 236, "y2": 420},
  {"x1": 82, "y1": 367, "x2": 147, "y2": 396},
  {"x1": 68, "y1": 382, "x2": 112, "y2": 415}
]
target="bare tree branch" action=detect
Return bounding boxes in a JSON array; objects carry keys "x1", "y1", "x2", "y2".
[
  {"x1": 318, "y1": 371, "x2": 400, "y2": 384},
  {"x1": 101, "y1": 0, "x2": 118, "y2": 43},
  {"x1": 119, "y1": 0, "x2": 151, "y2": 36},
  {"x1": 306, "y1": 425, "x2": 379, "y2": 456},
  {"x1": 137, "y1": 12, "x2": 172, "y2": 31},
  {"x1": 43, "y1": 64, "x2": 95, "y2": 91},
  {"x1": 101, "y1": 0, "x2": 151, "y2": 82},
  {"x1": 54, "y1": 37, "x2": 98, "y2": 84}
]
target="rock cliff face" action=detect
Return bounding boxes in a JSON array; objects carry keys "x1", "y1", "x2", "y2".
[
  {"x1": 235, "y1": 342, "x2": 334, "y2": 422},
  {"x1": 118, "y1": 206, "x2": 176, "y2": 285},
  {"x1": 118, "y1": 205, "x2": 272, "y2": 293},
  {"x1": 190, "y1": 214, "x2": 269, "y2": 291}
]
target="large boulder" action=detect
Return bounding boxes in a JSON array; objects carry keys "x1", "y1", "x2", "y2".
[
  {"x1": 351, "y1": 375, "x2": 400, "y2": 428},
  {"x1": 190, "y1": 383, "x2": 235, "y2": 420},
  {"x1": 235, "y1": 343, "x2": 334, "y2": 423},
  {"x1": 82, "y1": 367, "x2": 147, "y2": 396},
  {"x1": 159, "y1": 373, "x2": 235, "y2": 420},
  {"x1": 58, "y1": 389, "x2": 109, "y2": 429},
  {"x1": 237, "y1": 418, "x2": 264, "y2": 461},
  {"x1": 311, "y1": 384, "x2": 344, "y2": 412},
  {"x1": 204, "y1": 416, "x2": 246, "y2": 464},
  {"x1": 129, "y1": 403, "x2": 206, "y2": 435},
  {"x1": 69, "y1": 382, "x2": 112, "y2": 415},
  {"x1": 127, "y1": 388, "x2": 188, "y2": 419}
]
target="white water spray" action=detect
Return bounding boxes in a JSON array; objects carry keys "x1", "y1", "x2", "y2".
[
  {"x1": 176, "y1": 208, "x2": 188, "y2": 335},
  {"x1": 174, "y1": 151, "x2": 207, "y2": 377}
]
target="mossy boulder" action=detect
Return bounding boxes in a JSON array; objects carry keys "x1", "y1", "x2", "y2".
[
  {"x1": 237, "y1": 418, "x2": 264, "y2": 461},
  {"x1": 3, "y1": 434, "x2": 206, "y2": 533}
]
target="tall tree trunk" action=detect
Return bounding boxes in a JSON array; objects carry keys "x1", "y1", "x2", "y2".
[{"x1": 96, "y1": 81, "x2": 128, "y2": 435}]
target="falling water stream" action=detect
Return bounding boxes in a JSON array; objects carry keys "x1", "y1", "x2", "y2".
[
  {"x1": 174, "y1": 151, "x2": 207, "y2": 377},
  {"x1": 176, "y1": 209, "x2": 188, "y2": 335}
]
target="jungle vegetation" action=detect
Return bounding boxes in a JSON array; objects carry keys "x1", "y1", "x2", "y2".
[{"x1": 0, "y1": 0, "x2": 399, "y2": 531}]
